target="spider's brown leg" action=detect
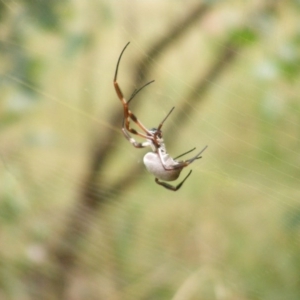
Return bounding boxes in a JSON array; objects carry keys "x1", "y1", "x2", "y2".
[
  {"x1": 126, "y1": 110, "x2": 152, "y2": 138},
  {"x1": 122, "y1": 127, "x2": 151, "y2": 148},
  {"x1": 155, "y1": 170, "x2": 192, "y2": 191},
  {"x1": 114, "y1": 42, "x2": 154, "y2": 140},
  {"x1": 121, "y1": 118, "x2": 152, "y2": 148},
  {"x1": 113, "y1": 42, "x2": 130, "y2": 106},
  {"x1": 125, "y1": 80, "x2": 156, "y2": 140}
]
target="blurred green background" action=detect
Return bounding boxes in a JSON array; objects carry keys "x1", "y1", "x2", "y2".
[{"x1": 1, "y1": 1, "x2": 300, "y2": 299}]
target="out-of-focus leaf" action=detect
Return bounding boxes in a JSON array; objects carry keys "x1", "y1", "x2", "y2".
[
  {"x1": 0, "y1": 195, "x2": 23, "y2": 223},
  {"x1": 9, "y1": 54, "x2": 44, "y2": 95},
  {"x1": 276, "y1": 41, "x2": 300, "y2": 82},
  {"x1": 230, "y1": 28, "x2": 258, "y2": 47},
  {"x1": 20, "y1": 0, "x2": 68, "y2": 31},
  {"x1": 291, "y1": 31, "x2": 300, "y2": 46},
  {"x1": 0, "y1": 113, "x2": 23, "y2": 130},
  {"x1": 291, "y1": 0, "x2": 300, "y2": 9},
  {"x1": 64, "y1": 33, "x2": 93, "y2": 57},
  {"x1": 277, "y1": 58, "x2": 300, "y2": 82},
  {"x1": 284, "y1": 208, "x2": 300, "y2": 231}
]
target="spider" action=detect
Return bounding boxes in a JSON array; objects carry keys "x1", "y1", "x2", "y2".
[{"x1": 113, "y1": 42, "x2": 207, "y2": 191}]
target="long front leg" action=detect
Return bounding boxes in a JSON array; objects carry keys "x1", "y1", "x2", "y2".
[{"x1": 114, "y1": 42, "x2": 153, "y2": 139}]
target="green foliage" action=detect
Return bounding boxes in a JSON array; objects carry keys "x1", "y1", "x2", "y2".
[
  {"x1": 64, "y1": 33, "x2": 94, "y2": 57},
  {"x1": 20, "y1": 0, "x2": 68, "y2": 31},
  {"x1": 230, "y1": 28, "x2": 258, "y2": 47},
  {"x1": 0, "y1": 195, "x2": 22, "y2": 223},
  {"x1": 276, "y1": 35, "x2": 300, "y2": 82}
]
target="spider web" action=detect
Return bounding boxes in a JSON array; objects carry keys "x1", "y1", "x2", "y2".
[{"x1": 1, "y1": 1, "x2": 300, "y2": 299}]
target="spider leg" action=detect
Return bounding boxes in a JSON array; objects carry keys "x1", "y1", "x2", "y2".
[
  {"x1": 169, "y1": 145, "x2": 207, "y2": 169},
  {"x1": 120, "y1": 81, "x2": 159, "y2": 149},
  {"x1": 155, "y1": 170, "x2": 192, "y2": 191},
  {"x1": 121, "y1": 119, "x2": 152, "y2": 149},
  {"x1": 121, "y1": 81, "x2": 158, "y2": 148},
  {"x1": 156, "y1": 107, "x2": 175, "y2": 131},
  {"x1": 174, "y1": 147, "x2": 196, "y2": 160},
  {"x1": 183, "y1": 145, "x2": 208, "y2": 163},
  {"x1": 114, "y1": 42, "x2": 154, "y2": 140},
  {"x1": 114, "y1": 42, "x2": 130, "y2": 83},
  {"x1": 158, "y1": 145, "x2": 207, "y2": 171},
  {"x1": 125, "y1": 80, "x2": 156, "y2": 141},
  {"x1": 123, "y1": 110, "x2": 151, "y2": 139},
  {"x1": 128, "y1": 80, "x2": 155, "y2": 104}
]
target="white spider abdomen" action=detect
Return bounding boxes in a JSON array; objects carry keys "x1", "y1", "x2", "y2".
[{"x1": 143, "y1": 152, "x2": 182, "y2": 181}]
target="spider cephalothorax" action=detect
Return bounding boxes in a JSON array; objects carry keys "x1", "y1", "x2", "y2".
[{"x1": 113, "y1": 42, "x2": 207, "y2": 191}]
